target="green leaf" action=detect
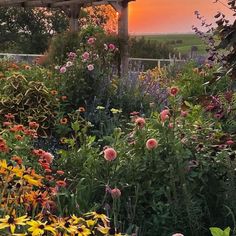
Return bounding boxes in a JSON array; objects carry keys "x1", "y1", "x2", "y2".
[
  {"x1": 223, "y1": 227, "x2": 231, "y2": 236},
  {"x1": 209, "y1": 227, "x2": 224, "y2": 236}
]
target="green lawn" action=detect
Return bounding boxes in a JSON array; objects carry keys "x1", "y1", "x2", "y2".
[{"x1": 134, "y1": 34, "x2": 207, "y2": 55}]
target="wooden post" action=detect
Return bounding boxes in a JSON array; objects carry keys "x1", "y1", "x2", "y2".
[
  {"x1": 69, "y1": 4, "x2": 81, "y2": 32},
  {"x1": 118, "y1": 0, "x2": 129, "y2": 77}
]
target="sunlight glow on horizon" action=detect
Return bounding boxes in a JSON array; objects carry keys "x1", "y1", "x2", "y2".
[{"x1": 128, "y1": 0, "x2": 234, "y2": 34}]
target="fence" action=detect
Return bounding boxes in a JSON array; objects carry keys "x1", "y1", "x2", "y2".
[
  {"x1": 0, "y1": 53, "x2": 186, "y2": 71},
  {"x1": 0, "y1": 53, "x2": 41, "y2": 64},
  {"x1": 128, "y1": 57, "x2": 186, "y2": 72}
]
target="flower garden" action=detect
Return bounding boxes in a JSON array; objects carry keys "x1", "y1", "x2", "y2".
[{"x1": 0, "y1": 4, "x2": 235, "y2": 236}]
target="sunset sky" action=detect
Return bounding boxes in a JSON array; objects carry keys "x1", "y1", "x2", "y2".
[{"x1": 128, "y1": 0, "x2": 234, "y2": 34}]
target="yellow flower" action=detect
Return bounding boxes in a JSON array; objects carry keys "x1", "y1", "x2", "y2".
[
  {"x1": 23, "y1": 174, "x2": 42, "y2": 187},
  {"x1": 56, "y1": 218, "x2": 77, "y2": 233},
  {"x1": 0, "y1": 214, "x2": 29, "y2": 234},
  {"x1": 75, "y1": 225, "x2": 91, "y2": 236},
  {"x1": 96, "y1": 224, "x2": 110, "y2": 234},
  {"x1": 84, "y1": 210, "x2": 109, "y2": 226},
  {"x1": 27, "y1": 220, "x2": 56, "y2": 236}
]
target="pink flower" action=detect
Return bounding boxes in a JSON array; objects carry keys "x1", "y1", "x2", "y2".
[
  {"x1": 60, "y1": 66, "x2": 66, "y2": 74},
  {"x1": 169, "y1": 86, "x2": 180, "y2": 96},
  {"x1": 168, "y1": 123, "x2": 174, "y2": 129},
  {"x1": 82, "y1": 52, "x2": 90, "y2": 61},
  {"x1": 104, "y1": 147, "x2": 117, "y2": 161},
  {"x1": 68, "y1": 52, "x2": 77, "y2": 60},
  {"x1": 135, "y1": 117, "x2": 146, "y2": 128},
  {"x1": 160, "y1": 109, "x2": 170, "y2": 122},
  {"x1": 146, "y1": 138, "x2": 158, "y2": 150},
  {"x1": 180, "y1": 110, "x2": 188, "y2": 117},
  {"x1": 172, "y1": 234, "x2": 184, "y2": 236},
  {"x1": 87, "y1": 64, "x2": 94, "y2": 71},
  {"x1": 87, "y1": 37, "x2": 96, "y2": 44},
  {"x1": 111, "y1": 188, "x2": 121, "y2": 199},
  {"x1": 226, "y1": 140, "x2": 234, "y2": 145},
  {"x1": 109, "y1": 43, "x2": 116, "y2": 51}
]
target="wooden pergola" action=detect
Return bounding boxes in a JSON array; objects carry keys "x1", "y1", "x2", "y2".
[{"x1": 0, "y1": 0, "x2": 134, "y2": 76}]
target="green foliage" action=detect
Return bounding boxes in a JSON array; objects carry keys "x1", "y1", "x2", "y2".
[
  {"x1": 0, "y1": 8, "x2": 68, "y2": 53},
  {"x1": 0, "y1": 73, "x2": 59, "y2": 136},
  {"x1": 210, "y1": 227, "x2": 231, "y2": 236}
]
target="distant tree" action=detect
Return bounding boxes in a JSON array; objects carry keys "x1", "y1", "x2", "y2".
[{"x1": 0, "y1": 7, "x2": 68, "y2": 53}]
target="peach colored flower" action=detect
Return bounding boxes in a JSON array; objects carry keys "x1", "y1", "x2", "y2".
[
  {"x1": 160, "y1": 109, "x2": 170, "y2": 122},
  {"x1": 60, "y1": 118, "x2": 68, "y2": 125},
  {"x1": 146, "y1": 138, "x2": 158, "y2": 150},
  {"x1": 50, "y1": 90, "x2": 58, "y2": 95},
  {"x1": 104, "y1": 147, "x2": 117, "y2": 161},
  {"x1": 172, "y1": 234, "x2": 184, "y2": 236},
  {"x1": 78, "y1": 107, "x2": 85, "y2": 112},
  {"x1": 135, "y1": 117, "x2": 146, "y2": 128},
  {"x1": 111, "y1": 188, "x2": 121, "y2": 199}
]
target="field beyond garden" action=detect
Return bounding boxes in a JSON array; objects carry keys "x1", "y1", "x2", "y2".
[{"x1": 134, "y1": 34, "x2": 206, "y2": 55}]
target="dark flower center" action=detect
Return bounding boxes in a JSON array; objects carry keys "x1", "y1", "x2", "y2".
[
  {"x1": 39, "y1": 224, "x2": 45, "y2": 229},
  {"x1": 7, "y1": 216, "x2": 15, "y2": 224},
  {"x1": 64, "y1": 222, "x2": 70, "y2": 228}
]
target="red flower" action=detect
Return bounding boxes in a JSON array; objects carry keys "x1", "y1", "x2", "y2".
[
  {"x1": 169, "y1": 86, "x2": 180, "y2": 96},
  {"x1": 56, "y1": 170, "x2": 64, "y2": 175},
  {"x1": 56, "y1": 180, "x2": 67, "y2": 187}
]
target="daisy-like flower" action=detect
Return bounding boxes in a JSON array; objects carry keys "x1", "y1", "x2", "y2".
[
  {"x1": 0, "y1": 214, "x2": 29, "y2": 234},
  {"x1": 85, "y1": 210, "x2": 109, "y2": 226},
  {"x1": 27, "y1": 220, "x2": 57, "y2": 236},
  {"x1": 75, "y1": 225, "x2": 91, "y2": 236}
]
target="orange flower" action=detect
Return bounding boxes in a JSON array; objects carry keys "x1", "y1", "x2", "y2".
[
  {"x1": 60, "y1": 118, "x2": 68, "y2": 125},
  {"x1": 29, "y1": 121, "x2": 39, "y2": 129},
  {"x1": 11, "y1": 155, "x2": 23, "y2": 165},
  {"x1": 15, "y1": 134, "x2": 24, "y2": 141}
]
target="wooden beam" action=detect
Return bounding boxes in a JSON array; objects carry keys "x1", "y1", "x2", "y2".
[{"x1": 118, "y1": 0, "x2": 129, "y2": 77}]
